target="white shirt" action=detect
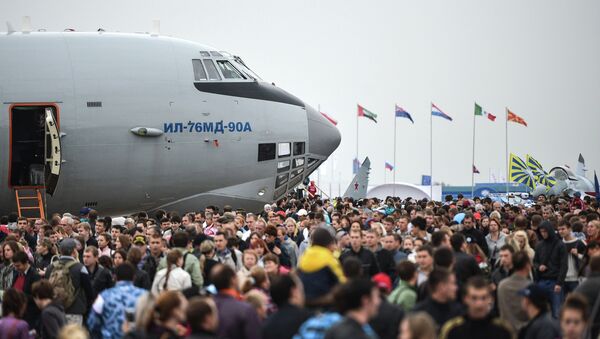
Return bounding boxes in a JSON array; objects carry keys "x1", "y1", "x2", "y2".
[{"x1": 151, "y1": 266, "x2": 192, "y2": 295}]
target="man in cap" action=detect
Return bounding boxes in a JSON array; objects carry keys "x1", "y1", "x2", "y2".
[
  {"x1": 518, "y1": 284, "x2": 560, "y2": 339},
  {"x1": 45, "y1": 238, "x2": 94, "y2": 325}
]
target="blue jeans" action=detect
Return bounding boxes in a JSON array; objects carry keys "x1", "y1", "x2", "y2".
[
  {"x1": 563, "y1": 281, "x2": 579, "y2": 295},
  {"x1": 537, "y1": 279, "x2": 563, "y2": 319}
]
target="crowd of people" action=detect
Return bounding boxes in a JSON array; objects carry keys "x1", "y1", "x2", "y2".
[{"x1": 0, "y1": 191, "x2": 599, "y2": 339}]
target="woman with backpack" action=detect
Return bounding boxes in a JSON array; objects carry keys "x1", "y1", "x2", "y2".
[{"x1": 151, "y1": 250, "x2": 191, "y2": 295}]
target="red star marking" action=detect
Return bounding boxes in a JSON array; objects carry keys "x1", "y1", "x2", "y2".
[{"x1": 354, "y1": 182, "x2": 359, "y2": 190}]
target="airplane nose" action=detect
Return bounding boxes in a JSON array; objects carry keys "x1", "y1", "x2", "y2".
[{"x1": 306, "y1": 105, "x2": 341, "y2": 157}]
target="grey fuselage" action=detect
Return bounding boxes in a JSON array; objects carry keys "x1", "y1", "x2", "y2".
[{"x1": 0, "y1": 31, "x2": 340, "y2": 215}]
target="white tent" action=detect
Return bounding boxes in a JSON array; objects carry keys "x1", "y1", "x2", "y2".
[{"x1": 367, "y1": 183, "x2": 442, "y2": 201}]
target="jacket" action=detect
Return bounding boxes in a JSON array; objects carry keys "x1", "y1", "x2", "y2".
[
  {"x1": 388, "y1": 280, "x2": 417, "y2": 312},
  {"x1": 518, "y1": 311, "x2": 560, "y2": 339},
  {"x1": 87, "y1": 264, "x2": 114, "y2": 299},
  {"x1": 45, "y1": 256, "x2": 94, "y2": 316},
  {"x1": 297, "y1": 245, "x2": 346, "y2": 302},
  {"x1": 413, "y1": 297, "x2": 464, "y2": 329},
  {"x1": 133, "y1": 268, "x2": 151, "y2": 290},
  {"x1": 324, "y1": 317, "x2": 377, "y2": 339},
  {"x1": 339, "y1": 246, "x2": 380, "y2": 277},
  {"x1": 440, "y1": 314, "x2": 514, "y2": 339},
  {"x1": 158, "y1": 248, "x2": 203, "y2": 287},
  {"x1": 533, "y1": 222, "x2": 567, "y2": 285},
  {"x1": 151, "y1": 266, "x2": 192, "y2": 295},
  {"x1": 12, "y1": 266, "x2": 41, "y2": 325},
  {"x1": 369, "y1": 298, "x2": 404, "y2": 339},
  {"x1": 215, "y1": 248, "x2": 243, "y2": 272},
  {"x1": 39, "y1": 302, "x2": 66, "y2": 339},
  {"x1": 87, "y1": 281, "x2": 147, "y2": 339},
  {"x1": 262, "y1": 304, "x2": 312, "y2": 339},
  {"x1": 213, "y1": 293, "x2": 261, "y2": 339},
  {"x1": 462, "y1": 227, "x2": 489, "y2": 256},
  {"x1": 454, "y1": 250, "x2": 482, "y2": 286},
  {"x1": 497, "y1": 273, "x2": 531, "y2": 332}
]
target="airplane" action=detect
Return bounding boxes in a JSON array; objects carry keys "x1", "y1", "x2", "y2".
[
  {"x1": 548, "y1": 154, "x2": 594, "y2": 196},
  {"x1": 343, "y1": 157, "x2": 370, "y2": 200},
  {"x1": 0, "y1": 25, "x2": 341, "y2": 217}
]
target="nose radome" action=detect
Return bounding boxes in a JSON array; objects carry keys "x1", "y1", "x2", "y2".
[{"x1": 306, "y1": 106, "x2": 341, "y2": 157}]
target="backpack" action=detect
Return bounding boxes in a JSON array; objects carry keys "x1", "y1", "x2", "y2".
[{"x1": 48, "y1": 260, "x2": 78, "y2": 309}]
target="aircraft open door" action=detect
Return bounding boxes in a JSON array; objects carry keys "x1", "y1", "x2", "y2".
[{"x1": 44, "y1": 107, "x2": 61, "y2": 195}]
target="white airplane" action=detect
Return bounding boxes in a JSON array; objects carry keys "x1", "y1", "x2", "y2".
[{"x1": 0, "y1": 24, "x2": 340, "y2": 216}]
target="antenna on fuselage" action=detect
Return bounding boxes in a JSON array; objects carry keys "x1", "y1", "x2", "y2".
[
  {"x1": 6, "y1": 21, "x2": 16, "y2": 34},
  {"x1": 151, "y1": 19, "x2": 160, "y2": 37},
  {"x1": 22, "y1": 16, "x2": 32, "y2": 34}
]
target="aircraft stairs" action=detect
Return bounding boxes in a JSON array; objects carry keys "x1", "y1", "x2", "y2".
[{"x1": 14, "y1": 187, "x2": 46, "y2": 220}]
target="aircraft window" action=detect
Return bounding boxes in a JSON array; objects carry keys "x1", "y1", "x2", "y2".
[
  {"x1": 307, "y1": 158, "x2": 319, "y2": 167},
  {"x1": 192, "y1": 59, "x2": 208, "y2": 81},
  {"x1": 200, "y1": 51, "x2": 211, "y2": 57},
  {"x1": 293, "y1": 158, "x2": 305, "y2": 169},
  {"x1": 210, "y1": 51, "x2": 223, "y2": 57},
  {"x1": 276, "y1": 173, "x2": 289, "y2": 188},
  {"x1": 278, "y1": 143, "x2": 291, "y2": 158},
  {"x1": 291, "y1": 168, "x2": 304, "y2": 178},
  {"x1": 278, "y1": 160, "x2": 290, "y2": 172},
  {"x1": 216, "y1": 60, "x2": 245, "y2": 79},
  {"x1": 293, "y1": 142, "x2": 305, "y2": 155},
  {"x1": 202, "y1": 59, "x2": 221, "y2": 81},
  {"x1": 258, "y1": 143, "x2": 276, "y2": 162}
]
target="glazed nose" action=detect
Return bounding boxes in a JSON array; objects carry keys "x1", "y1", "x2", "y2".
[{"x1": 306, "y1": 105, "x2": 341, "y2": 157}]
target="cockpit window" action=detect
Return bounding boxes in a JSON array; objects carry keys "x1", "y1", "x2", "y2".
[
  {"x1": 216, "y1": 60, "x2": 245, "y2": 79},
  {"x1": 199, "y1": 51, "x2": 211, "y2": 57},
  {"x1": 192, "y1": 59, "x2": 207, "y2": 81},
  {"x1": 210, "y1": 51, "x2": 223, "y2": 57},
  {"x1": 202, "y1": 59, "x2": 221, "y2": 81}
]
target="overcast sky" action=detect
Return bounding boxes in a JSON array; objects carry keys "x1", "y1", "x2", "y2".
[{"x1": 2, "y1": 0, "x2": 599, "y2": 195}]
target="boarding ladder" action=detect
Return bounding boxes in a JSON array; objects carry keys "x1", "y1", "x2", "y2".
[{"x1": 14, "y1": 188, "x2": 45, "y2": 220}]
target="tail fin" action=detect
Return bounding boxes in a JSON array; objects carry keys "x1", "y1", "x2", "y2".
[
  {"x1": 344, "y1": 157, "x2": 370, "y2": 200},
  {"x1": 576, "y1": 153, "x2": 587, "y2": 177}
]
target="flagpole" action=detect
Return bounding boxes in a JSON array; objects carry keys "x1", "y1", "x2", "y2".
[
  {"x1": 393, "y1": 106, "x2": 397, "y2": 196},
  {"x1": 505, "y1": 107, "x2": 509, "y2": 197},
  {"x1": 471, "y1": 103, "x2": 476, "y2": 198},
  {"x1": 430, "y1": 102, "x2": 433, "y2": 200},
  {"x1": 356, "y1": 105, "x2": 359, "y2": 168}
]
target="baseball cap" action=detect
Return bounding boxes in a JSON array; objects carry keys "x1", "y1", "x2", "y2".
[
  {"x1": 372, "y1": 273, "x2": 392, "y2": 294},
  {"x1": 133, "y1": 235, "x2": 146, "y2": 245},
  {"x1": 59, "y1": 238, "x2": 77, "y2": 254},
  {"x1": 518, "y1": 284, "x2": 549, "y2": 309},
  {"x1": 297, "y1": 209, "x2": 308, "y2": 217},
  {"x1": 80, "y1": 207, "x2": 92, "y2": 215}
]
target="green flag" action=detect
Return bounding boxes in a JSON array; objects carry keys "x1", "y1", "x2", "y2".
[{"x1": 474, "y1": 102, "x2": 483, "y2": 116}]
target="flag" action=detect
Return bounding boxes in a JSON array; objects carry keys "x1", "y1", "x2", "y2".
[
  {"x1": 431, "y1": 103, "x2": 453, "y2": 121},
  {"x1": 526, "y1": 155, "x2": 556, "y2": 188},
  {"x1": 473, "y1": 165, "x2": 480, "y2": 174},
  {"x1": 357, "y1": 104, "x2": 377, "y2": 123},
  {"x1": 395, "y1": 105, "x2": 414, "y2": 123},
  {"x1": 475, "y1": 102, "x2": 496, "y2": 121},
  {"x1": 385, "y1": 162, "x2": 394, "y2": 171},
  {"x1": 474, "y1": 103, "x2": 483, "y2": 116},
  {"x1": 421, "y1": 175, "x2": 431, "y2": 186},
  {"x1": 509, "y1": 153, "x2": 536, "y2": 190},
  {"x1": 321, "y1": 112, "x2": 337, "y2": 126},
  {"x1": 352, "y1": 158, "x2": 360, "y2": 174},
  {"x1": 507, "y1": 109, "x2": 527, "y2": 126},
  {"x1": 595, "y1": 171, "x2": 600, "y2": 203}
]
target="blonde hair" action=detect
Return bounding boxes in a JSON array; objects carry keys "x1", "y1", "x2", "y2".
[
  {"x1": 404, "y1": 312, "x2": 436, "y2": 339},
  {"x1": 57, "y1": 324, "x2": 89, "y2": 339},
  {"x1": 511, "y1": 230, "x2": 534, "y2": 259}
]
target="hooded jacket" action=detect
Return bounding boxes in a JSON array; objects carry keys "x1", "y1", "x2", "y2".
[{"x1": 533, "y1": 221, "x2": 567, "y2": 285}]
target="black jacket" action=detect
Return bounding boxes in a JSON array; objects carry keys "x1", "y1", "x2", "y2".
[
  {"x1": 518, "y1": 311, "x2": 560, "y2": 339},
  {"x1": 413, "y1": 297, "x2": 464, "y2": 329},
  {"x1": 533, "y1": 222, "x2": 567, "y2": 285},
  {"x1": 369, "y1": 298, "x2": 404, "y2": 339},
  {"x1": 340, "y1": 247, "x2": 380, "y2": 277},
  {"x1": 262, "y1": 304, "x2": 312, "y2": 339},
  {"x1": 134, "y1": 268, "x2": 151, "y2": 290},
  {"x1": 39, "y1": 302, "x2": 66, "y2": 339},
  {"x1": 45, "y1": 256, "x2": 94, "y2": 315},
  {"x1": 87, "y1": 264, "x2": 114, "y2": 299},
  {"x1": 454, "y1": 251, "x2": 482, "y2": 286},
  {"x1": 325, "y1": 317, "x2": 373, "y2": 339},
  {"x1": 440, "y1": 314, "x2": 514, "y2": 339},
  {"x1": 462, "y1": 227, "x2": 489, "y2": 256},
  {"x1": 12, "y1": 267, "x2": 41, "y2": 325}
]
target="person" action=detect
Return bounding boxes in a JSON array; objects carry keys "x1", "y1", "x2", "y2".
[
  {"x1": 0, "y1": 288, "x2": 32, "y2": 338},
  {"x1": 139, "y1": 291, "x2": 188, "y2": 339},
  {"x1": 58, "y1": 324, "x2": 89, "y2": 339},
  {"x1": 497, "y1": 251, "x2": 532, "y2": 332},
  {"x1": 1, "y1": 240, "x2": 20, "y2": 290},
  {"x1": 262, "y1": 274, "x2": 311, "y2": 339},
  {"x1": 211, "y1": 264, "x2": 261, "y2": 339},
  {"x1": 151, "y1": 249, "x2": 192, "y2": 295},
  {"x1": 412, "y1": 269, "x2": 462, "y2": 329},
  {"x1": 439, "y1": 276, "x2": 514, "y2": 339},
  {"x1": 339, "y1": 230, "x2": 380, "y2": 277},
  {"x1": 369, "y1": 273, "x2": 404, "y2": 339},
  {"x1": 398, "y1": 312, "x2": 437, "y2": 339},
  {"x1": 518, "y1": 283, "x2": 560, "y2": 339},
  {"x1": 560, "y1": 293, "x2": 589, "y2": 339},
  {"x1": 45, "y1": 238, "x2": 94, "y2": 325},
  {"x1": 557, "y1": 220, "x2": 586, "y2": 293},
  {"x1": 11, "y1": 250, "x2": 41, "y2": 316},
  {"x1": 126, "y1": 247, "x2": 151, "y2": 290},
  {"x1": 157, "y1": 232, "x2": 203, "y2": 287},
  {"x1": 415, "y1": 245, "x2": 434, "y2": 286},
  {"x1": 388, "y1": 260, "x2": 418, "y2": 312},
  {"x1": 491, "y1": 245, "x2": 514, "y2": 287},
  {"x1": 485, "y1": 217, "x2": 507, "y2": 265},
  {"x1": 324, "y1": 278, "x2": 380, "y2": 339},
  {"x1": 450, "y1": 233, "x2": 482, "y2": 288},
  {"x1": 533, "y1": 221, "x2": 567, "y2": 318},
  {"x1": 574, "y1": 255, "x2": 600, "y2": 338},
  {"x1": 82, "y1": 246, "x2": 113, "y2": 299},
  {"x1": 297, "y1": 228, "x2": 346, "y2": 307},
  {"x1": 214, "y1": 231, "x2": 243, "y2": 271},
  {"x1": 32, "y1": 279, "x2": 67, "y2": 339},
  {"x1": 87, "y1": 263, "x2": 148, "y2": 339},
  {"x1": 186, "y1": 297, "x2": 219, "y2": 339},
  {"x1": 461, "y1": 213, "x2": 489, "y2": 256}
]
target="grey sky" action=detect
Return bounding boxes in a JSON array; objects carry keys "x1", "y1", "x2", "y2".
[{"x1": 2, "y1": 0, "x2": 599, "y2": 196}]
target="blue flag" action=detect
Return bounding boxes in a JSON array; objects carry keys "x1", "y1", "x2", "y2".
[
  {"x1": 395, "y1": 105, "x2": 414, "y2": 123},
  {"x1": 595, "y1": 171, "x2": 600, "y2": 203},
  {"x1": 421, "y1": 175, "x2": 432, "y2": 186}
]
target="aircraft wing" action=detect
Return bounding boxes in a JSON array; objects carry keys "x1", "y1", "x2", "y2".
[{"x1": 343, "y1": 157, "x2": 370, "y2": 200}]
